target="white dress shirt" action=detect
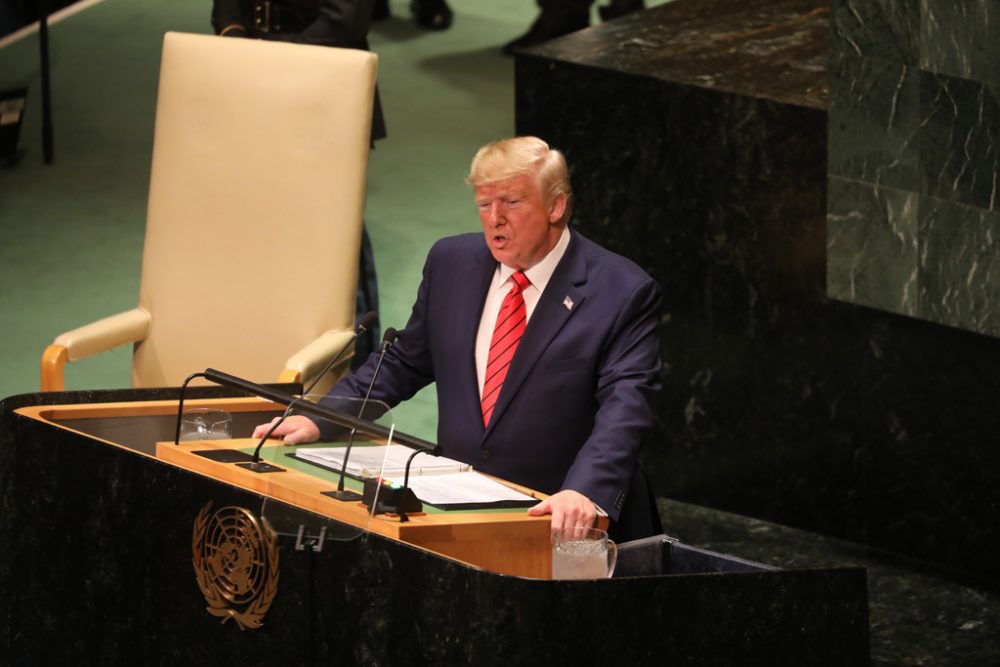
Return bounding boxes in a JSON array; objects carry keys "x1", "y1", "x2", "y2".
[{"x1": 475, "y1": 227, "x2": 571, "y2": 397}]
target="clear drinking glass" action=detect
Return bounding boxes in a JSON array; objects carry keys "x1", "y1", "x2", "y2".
[
  {"x1": 551, "y1": 527, "x2": 618, "y2": 580},
  {"x1": 179, "y1": 408, "x2": 232, "y2": 441}
]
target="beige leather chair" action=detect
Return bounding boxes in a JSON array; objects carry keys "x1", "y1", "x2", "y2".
[{"x1": 41, "y1": 32, "x2": 376, "y2": 392}]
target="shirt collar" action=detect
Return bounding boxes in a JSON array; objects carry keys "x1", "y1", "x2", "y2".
[{"x1": 496, "y1": 226, "x2": 571, "y2": 293}]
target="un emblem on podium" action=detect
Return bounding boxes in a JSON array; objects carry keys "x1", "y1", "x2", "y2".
[{"x1": 192, "y1": 502, "x2": 280, "y2": 630}]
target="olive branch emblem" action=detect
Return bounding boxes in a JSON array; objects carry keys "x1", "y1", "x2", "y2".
[{"x1": 192, "y1": 502, "x2": 280, "y2": 630}]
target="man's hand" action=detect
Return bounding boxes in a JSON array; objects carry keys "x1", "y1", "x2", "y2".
[
  {"x1": 527, "y1": 489, "x2": 597, "y2": 537},
  {"x1": 251, "y1": 414, "x2": 320, "y2": 445}
]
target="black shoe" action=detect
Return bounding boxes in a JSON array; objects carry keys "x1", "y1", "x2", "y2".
[
  {"x1": 372, "y1": 0, "x2": 390, "y2": 21},
  {"x1": 411, "y1": 0, "x2": 453, "y2": 30},
  {"x1": 598, "y1": 0, "x2": 644, "y2": 22},
  {"x1": 501, "y1": 11, "x2": 589, "y2": 56}
]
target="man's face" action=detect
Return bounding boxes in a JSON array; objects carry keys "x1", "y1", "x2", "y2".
[{"x1": 474, "y1": 172, "x2": 566, "y2": 270}]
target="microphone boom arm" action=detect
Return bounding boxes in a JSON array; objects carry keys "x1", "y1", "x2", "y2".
[{"x1": 201, "y1": 367, "x2": 441, "y2": 455}]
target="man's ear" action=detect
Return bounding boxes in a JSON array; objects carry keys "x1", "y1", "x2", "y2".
[{"x1": 548, "y1": 193, "x2": 567, "y2": 224}]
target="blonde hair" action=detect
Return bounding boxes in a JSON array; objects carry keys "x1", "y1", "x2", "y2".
[{"x1": 467, "y1": 136, "x2": 573, "y2": 217}]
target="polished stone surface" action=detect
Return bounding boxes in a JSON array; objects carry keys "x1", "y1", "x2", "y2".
[
  {"x1": 920, "y1": 0, "x2": 1000, "y2": 85},
  {"x1": 515, "y1": 0, "x2": 1000, "y2": 582},
  {"x1": 828, "y1": 0, "x2": 1000, "y2": 336},
  {"x1": 662, "y1": 499, "x2": 1000, "y2": 667},
  {"x1": 829, "y1": 0, "x2": 919, "y2": 65},
  {"x1": 827, "y1": 55, "x2": 920, "y2": 192},
  {"x1": 919, "y1": 196, "x2": 1000, "y2": 333},
  {"x1": 827, "y1": 176, "x2": 919, "y2": 315},
  {"x1": 520, "y1": 0, "x2": 829, "y2": 109}
]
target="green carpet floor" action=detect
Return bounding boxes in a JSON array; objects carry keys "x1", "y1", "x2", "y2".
[{"x1": 0, "y1": 0, "x2": 665, "y2": 440}]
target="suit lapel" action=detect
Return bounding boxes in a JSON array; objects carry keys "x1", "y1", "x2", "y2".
[{"x1": 483, "y1": 231, "x2": 588, "y2": 438}]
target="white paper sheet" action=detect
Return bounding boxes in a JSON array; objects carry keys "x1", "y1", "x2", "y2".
[
  {"x1": 383, "y1": 471, "x2": 538, "y2": 506},
  {"x1": 295, "y1": 444, "x2": 468, "y2": 478}
]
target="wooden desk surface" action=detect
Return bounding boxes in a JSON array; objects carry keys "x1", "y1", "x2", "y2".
[{"x1": 17, "y1": 397, "x2": 554, "y2": 578}]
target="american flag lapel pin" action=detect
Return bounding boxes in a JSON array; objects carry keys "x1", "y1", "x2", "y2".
[{"x1": 563, "y1": 296, "x2": 574, "y2": 311}]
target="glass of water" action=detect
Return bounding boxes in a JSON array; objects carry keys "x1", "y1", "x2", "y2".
[
  {"x1": 551, "y1": 527, "x2": 618, "y2": 580},
  {"x1": 179, "y1": 408, "x2": 232, "y2": 441}
]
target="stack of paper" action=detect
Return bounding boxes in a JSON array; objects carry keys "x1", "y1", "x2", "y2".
[
  {"x1": 294, "y1": 444, "x2": 468, "y2": 479},
  {"x1": 292, "y1": 444, "x2": 538, "y2": 508}
]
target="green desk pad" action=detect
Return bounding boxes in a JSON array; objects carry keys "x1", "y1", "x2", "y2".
[{"x1": 240, "y1": 442, "x2": 533, "y2": 515}]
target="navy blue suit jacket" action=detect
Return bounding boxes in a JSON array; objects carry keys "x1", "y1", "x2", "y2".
[{"x1": 327, "y1": 229, "x2": 661, "y2": 521}]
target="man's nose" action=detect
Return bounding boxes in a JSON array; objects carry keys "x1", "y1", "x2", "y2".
[{"x1": 488, "y1": 202, "x2": 504, "y2": 225}]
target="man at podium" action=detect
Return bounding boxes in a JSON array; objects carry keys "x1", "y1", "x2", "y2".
[{"x1": 255, "y1": 137, "x2": 662, "y2": 540}]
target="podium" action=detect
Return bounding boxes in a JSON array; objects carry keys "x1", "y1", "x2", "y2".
[{"x1": 1, "y1": 388, "x2": 870, "y2": 664}]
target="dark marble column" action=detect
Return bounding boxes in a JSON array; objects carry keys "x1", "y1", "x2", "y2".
[{"x1": 515, "y1": 0, "x2": 1000, "y2": 580}]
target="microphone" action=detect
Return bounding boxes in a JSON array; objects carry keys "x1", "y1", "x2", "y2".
[
  {"x1": 244, "y1": 312, "x2": 379, "y2": 471},
  {"x1": 305, "y1": 310, "x2": 377, "y2": 397},
  {"x1": 192, "y1": 366, "x2": 439, "y2": 453},
  {"x1": 174, "y1": 312, "x2": 378, "y2": 447},
  {"x1": 326, "y1": 327, "x2": 398, "y2": 500}
]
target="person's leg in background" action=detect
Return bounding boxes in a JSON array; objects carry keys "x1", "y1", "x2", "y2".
[
  {"x1": 502, "y1": 0, "x2": 645, "y2": 55},
  {"x1": 372, "y1": 0, "x2": 454, "y2": 30}
]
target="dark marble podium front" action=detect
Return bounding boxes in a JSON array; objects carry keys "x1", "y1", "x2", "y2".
[{"x1": 0, "y1": 389, "x2": 869, "y2": 665}]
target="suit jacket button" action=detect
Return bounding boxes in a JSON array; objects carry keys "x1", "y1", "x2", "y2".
[{"x1": 481, "y1": 449, "x2": 491, "y2": 461}]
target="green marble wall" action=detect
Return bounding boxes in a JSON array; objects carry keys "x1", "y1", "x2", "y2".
[{"x1": 827, "y1": 0, "x2": 1000, "y2": 337}]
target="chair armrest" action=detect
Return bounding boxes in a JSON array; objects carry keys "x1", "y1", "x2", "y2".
[
  {"x1": 278, "y1": 368, "x2": 303, "y2": 384},
  {"x1": 41, "y1": 345, "x2": 70, "y2": 392},
  {"x1": 41, "y1": 309, "x2": 152, "y2": 391},
  {"x1": 283, "y1": 329, "x2": 356, "y2": 392}
]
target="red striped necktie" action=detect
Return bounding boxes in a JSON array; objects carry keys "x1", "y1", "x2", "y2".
[{"x1": 481, "y1": 271, "x2": 530, "y2": 426}]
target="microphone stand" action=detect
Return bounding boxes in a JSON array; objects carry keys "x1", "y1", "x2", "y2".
[
  {"x1": 173, "y1": 371, "x2": 208, "y2": 445},
  {"x1": 172, "y1": 312, "x2": 379, "y2": 451},
  {"x1": 395, "y1": 448, "x2": 433, "y2": 522},
  {"x1": 355, "y1": 442, "x2": 427, "y2": 521},
  {"x1": 194, "y1": 367, "x2": 440, "y2": 452},
  {"x1": 239, "y1": 313, "x2": 378, "y2": 473},
  {"x1": 173, "y1": 370, "x2": 293, "y2": 465},
  {"x1": 180, "y1": 365, "x2": 443, "y2": 520},
  {"x1": 326, "y1": 328, "x2": 397, "y2": 501}
]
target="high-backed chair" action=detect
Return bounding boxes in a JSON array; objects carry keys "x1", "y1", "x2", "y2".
[{"x1": 40, "y1": 32, "x2": 376, "y2": 392}]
